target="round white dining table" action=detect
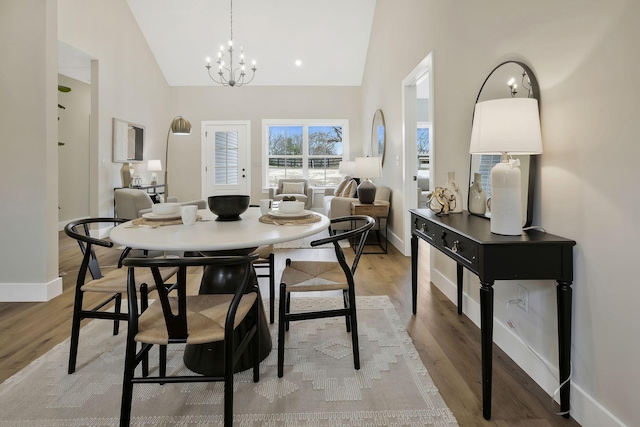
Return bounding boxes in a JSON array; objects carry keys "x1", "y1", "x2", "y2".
[
  {"x1": 110, "y1": 206, "x2": 330, "y2": 253},
  {"x1": 109, "y1": 206, "x2": 330, "y2": 375}
]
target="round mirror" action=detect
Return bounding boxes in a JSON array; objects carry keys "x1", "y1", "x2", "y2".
[
  {"x1": 371, "y1": 109, "x2": 386, "y2": 166},
  {"x1": 468, "y1": 61, "x2": 540, "y2": 227}
]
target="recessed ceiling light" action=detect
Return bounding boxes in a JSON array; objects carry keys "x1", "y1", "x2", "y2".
[{"x1": 295, "y1": 60, "x2": 302, "y2": 67}]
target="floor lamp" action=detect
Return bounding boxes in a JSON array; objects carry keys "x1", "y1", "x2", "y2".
[
  {"x1": 469, "y1": 98, "x2": 542, "y2": 235},
  {"x1": 165, "y1": 116, "x2": 191, "y2": 199}
]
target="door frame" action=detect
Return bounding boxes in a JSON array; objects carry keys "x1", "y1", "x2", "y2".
[
  {"x1": 402, "y1": 53, "x2": 433, "y2": 256},
  {"x1": 200, "y1": 120, "x2": 251, "y2": 199}
]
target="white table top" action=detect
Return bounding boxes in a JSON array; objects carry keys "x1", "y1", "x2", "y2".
[{"x1": 109, "y1": 207, "x2": 330, "y2": 252}]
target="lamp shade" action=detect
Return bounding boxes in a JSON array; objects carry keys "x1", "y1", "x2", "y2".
[
  {"x1": 354, "y1": 157, "x2": 382, "y2": 179},
  {"x1": 170, "y1": 116, "x2": 192, "y2": 135},
  {"x1": 338, "y1": 160, "x2": 355, "y2": 176},
  {"x1": 147, "y1": 159, "x2": 162, "y2": 171},
  {"x1": 469, "y1": 98, "x2": 542, "y2": 155}
]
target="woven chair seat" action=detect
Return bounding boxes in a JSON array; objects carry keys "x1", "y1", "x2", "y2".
[
  {"x1": 135, "y1": 293, "x2": 258, "y2": 345},
  {"x1": 81, "y1": 266, "x2": 177, "y2": 293},
  {"x1": 281, "y1": 261, "x2": 348, "y2": 292}
]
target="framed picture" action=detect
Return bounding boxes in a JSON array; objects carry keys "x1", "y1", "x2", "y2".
[{"x1": 113, "y1": 118, "x2": 144, "y2": 163}]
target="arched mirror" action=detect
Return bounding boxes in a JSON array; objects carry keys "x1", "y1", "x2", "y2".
[
  {"x1": 468, "y1": 61, "x2": 540, "y2": 227},
  {"x1": 371, "y1": 109, "x2": 386, "y2": 166}
]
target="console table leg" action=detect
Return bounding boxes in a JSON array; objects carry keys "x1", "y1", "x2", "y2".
[
  {"x1": 411, "y1": 234, "x2": 418, "y2": 314},
  {"x1": 457, "y1": 263, "x2": 463, "y2": 315},
  {"x1": 479, "y1": 281, "x2": 494, "y2": 420},
  {"x1": 557, "y1": 281, "x2": 572, "y2": 417}
]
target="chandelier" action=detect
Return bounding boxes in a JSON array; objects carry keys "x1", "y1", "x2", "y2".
[{"x1": 205, "y1": 0, "x2": 257, "y2": 87}]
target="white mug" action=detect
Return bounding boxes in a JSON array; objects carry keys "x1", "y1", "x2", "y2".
[
  {"x1": 259, "y1": 199, "x2": 272, "y2": 215},
  {"x1": 181, "y1": 205, "x2": 198, "y2": 225}
]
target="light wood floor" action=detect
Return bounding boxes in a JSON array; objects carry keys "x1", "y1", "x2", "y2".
[{"x1": 0, "y1": 232, "x2": 581, "y2": 427}]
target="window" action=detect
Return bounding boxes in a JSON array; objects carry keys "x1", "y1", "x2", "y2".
[
  {"x1": 263, "y1": 120, "x2": 349, "y2": 188},
  {"x1": 417, "y1": 122, "x2": 430, "y2": 170}
]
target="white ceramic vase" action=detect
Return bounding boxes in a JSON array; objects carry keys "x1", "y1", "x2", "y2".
[
  {"x1": 468, "y1": 172, "x2": 487, "y2": 215},
  {"x1": 447, "y1": 172, "x2": 463, "y2": 213}
]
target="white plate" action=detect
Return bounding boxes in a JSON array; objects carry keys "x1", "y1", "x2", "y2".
[
  {"x1": 142, "y1": 212, "x2": 182, "y2": 221},
  {"x1": 268, "y1": 209, "x2": 312, "y2": 218}
]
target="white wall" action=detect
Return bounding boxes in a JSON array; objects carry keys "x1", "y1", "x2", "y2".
[
  {"x1": 58, "y1": 0, "x2": 172, "y2": 218},
  {"x1": 361, "y1": 0, "x2": 639, "y2": 426},
  {"x1": 168, "y1": 85, "x2": 362, "y2": 205},
  {"x1": 0, "y1": 0, "x2": 61, "y2": 301},
  {"x1": 58, "y1": 74, "x2": 90, "y2": 225}
]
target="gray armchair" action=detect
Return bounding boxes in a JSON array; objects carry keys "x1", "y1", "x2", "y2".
[
  {"x1": 114, "y1": 188, "x2": 206, "y2": 220},
  {"x1": 268, "y1": 178, "x2": 314, "y2": 210}
]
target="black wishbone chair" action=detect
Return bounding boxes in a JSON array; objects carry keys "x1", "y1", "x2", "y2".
[
  {"x1": 119, "y1": 254, "x2": 261, "y2": 427},
  {"x1": 277, "y1": 215, "x2": 375, "y2": 377},
  {"x1": 64, "y1": 218, "x2": 177, "y2": 374}
]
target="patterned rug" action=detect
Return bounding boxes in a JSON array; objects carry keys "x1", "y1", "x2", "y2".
[{"x1": 0, "y1": 296, "x2": 457, "y2": 426}]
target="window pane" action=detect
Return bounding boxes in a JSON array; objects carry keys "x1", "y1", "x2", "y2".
[
  {"x1": 309, "y1": 126, "x2": 343, "y2": 156},
  {"x1": 268, "y1": 157, "x2": 303, "y2": 187},
  {"x1": 268, "y1": 126, "x2": 303, "y2": 155},
  {"x1": 215, "y1": 131, "x2": 238, "y2": 184},
  {"x1": 417, "y1": 127, "x2": 430, "y2": 169},
  {"x1": 308, "y1": 157, "x2": 341, "y2": 187}
]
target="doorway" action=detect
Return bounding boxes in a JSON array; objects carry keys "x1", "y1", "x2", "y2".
[
  {"x1": 201, "y1": 121, "x2": 251, "y2": 197},
  {"x1": 402, "y1": 53, "x2": 433, "y2": 255}
]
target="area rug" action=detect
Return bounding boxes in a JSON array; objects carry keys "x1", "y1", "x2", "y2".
[{"x1": 0, "y1": 296, "x2": 458, "y2": 426}]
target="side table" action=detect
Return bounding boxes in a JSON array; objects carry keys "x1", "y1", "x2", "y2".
[{"x1": 350, "y1": 200, "x2": 389, "y2": 254}]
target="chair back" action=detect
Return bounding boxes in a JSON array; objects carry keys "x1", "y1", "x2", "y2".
[
  {"x1": 64, "y1": 218, "x2": 129, "y2": 280},
  {"x1": 122, "y1": 255, "x2": 258, "y2": 342},
  {"x1": 311, "y1": 215, "x2": 375, "y2": 279},
  {"x1": 114, "y1": 189, "x2": 154, "y2": 220}
]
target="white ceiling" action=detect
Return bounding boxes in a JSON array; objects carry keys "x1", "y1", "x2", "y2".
[{"x1": 124, "y1": 0, "x2": 377, "y2": 87}]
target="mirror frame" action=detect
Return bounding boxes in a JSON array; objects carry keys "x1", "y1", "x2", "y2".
[
  {"x1": 371, "y1": 109, "x2": 386, "y2": 166},
  {"x1": 113, "y1": 118, "x2": 145, "y2": 163},
  {"x1": 468, "y1": 61, "x2": 540, "y2": 227}
]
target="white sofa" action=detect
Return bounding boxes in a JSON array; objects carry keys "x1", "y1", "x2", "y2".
[{"x1": 323, "y1": 185, "x2": 391, "y2": 231}]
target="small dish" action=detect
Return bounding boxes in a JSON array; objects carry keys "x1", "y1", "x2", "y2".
[
  {"x1": 142, "y1": 212, "x2": 182, "y2": 221},
  {"x1": 268, "y1": 209, "x2": 312, "y2": 218}
]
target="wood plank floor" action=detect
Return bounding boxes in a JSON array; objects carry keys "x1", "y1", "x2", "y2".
[{"x1": 0, "y1": 232, "x2": 581, "y2": 426}]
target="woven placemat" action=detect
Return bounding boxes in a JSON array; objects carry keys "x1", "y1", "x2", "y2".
[
  {"x1": 131, "y1": 215, "x2": 202, "y2": 227},
  {"x1": 259, "y1": 212, "x2": 322, "y2": 225}
]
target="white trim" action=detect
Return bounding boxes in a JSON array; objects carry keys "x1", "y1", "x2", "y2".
[
  {"x1": 0, "y1": 278, "x2": 62, "y2": 302},
  {"x1": 429, "y1": 267, "x2": 626, "y2": 427},
  {"x1": 401, "y1": 53, "x2": 433, "y2": 256}
]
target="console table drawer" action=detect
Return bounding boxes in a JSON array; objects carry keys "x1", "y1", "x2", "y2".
[
  {"x1": 438, "y1": 229, "x2": 479, "y2": 271},
  {"x1": 413, "y1": 215, "x2": 436, "y2": 244}
]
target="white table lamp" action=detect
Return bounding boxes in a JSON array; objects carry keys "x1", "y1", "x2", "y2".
[
  {"x1": 338, "y1": 160, "x2": 355, "y2": 176},
  {"x1": 469, "y1": 98, "x2": 542, "y2": 235},
  {"x1": 354, "y1": 157, "x2": 382, "y2": 204},
  {"x1": 147, "y1": 159, "x2": 162, "y2": 185}
]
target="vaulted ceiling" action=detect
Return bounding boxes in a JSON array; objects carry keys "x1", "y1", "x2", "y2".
[{"x1": 125, "y1": 0, "x2": 377, "y2": 87}]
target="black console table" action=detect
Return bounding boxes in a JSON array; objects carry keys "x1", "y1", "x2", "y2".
[{"x1": 410, "y1": 209, "x2": 575, "y2": 420}]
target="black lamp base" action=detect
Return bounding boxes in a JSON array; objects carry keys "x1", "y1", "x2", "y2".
[{"x1": 357, "y1": 180, "x2": 376, "y2": 204}]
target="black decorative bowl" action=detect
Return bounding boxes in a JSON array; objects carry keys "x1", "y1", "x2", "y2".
[{"x1": 207, "y1": 195, "x2": 250, "y2": 221}]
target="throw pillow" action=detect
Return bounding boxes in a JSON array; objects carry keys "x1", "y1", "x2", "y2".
[
  {"x1": 340, "y1": 179, "x2": 358, "y2": 198},
  {"x1": 282, "y1": 182, "x2": 305, "y2": 195},
  {"x1": 333, "y1": 175, "x2": 352, "y2": 196}
]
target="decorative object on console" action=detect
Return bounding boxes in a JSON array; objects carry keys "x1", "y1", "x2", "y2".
[
  {"x1": 355, "y1": 157, "x2": 382, "y2": 204},
  {"x1": 469, "y1": 172, "x2": 487, "y2": 215},
  {"x1": 446, "y1": 171, "x2": 463, "y2": 213},
  {"x1": 165, "y1": 116, "x2": 191, "y2": 199},
  {"x1": 205, "y1": 0, "x2": 257, "y2": 87},
  {"x1": 120, "y1": 163, "x2": 132, "y2": 188},
  {"x1": 147, "y1": 159, "x2": 162, "y2": 185},
  {"x1": 469, "y1": 98, "x2": 542, "y2": 235},
  {"x1": 426, "y1": 187, "x2": 456, "y2": 215}
]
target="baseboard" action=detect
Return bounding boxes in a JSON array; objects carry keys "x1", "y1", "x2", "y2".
[
  {"x1": 58, "y1": 216, "x2": 90, "y2": 231},
  {"x1": 0, "y1": 277, "x2": 63, "y2": 302},
  {"x1": 430, "y1": 268, "x2": 625, "y2": 427},
  {"x1": 386, "y1": 228, "x2": 403, "y2": 253}
]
